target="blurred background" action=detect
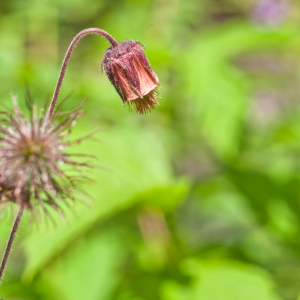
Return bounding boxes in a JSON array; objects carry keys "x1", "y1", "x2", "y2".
[{"x1": 0, "y1": 0, "x2": 300, "y2": 299}]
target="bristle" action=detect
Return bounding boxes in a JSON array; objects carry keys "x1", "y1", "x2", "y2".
[{"x1": 126, "y1": 87, "x2": 160, "y2": 115}]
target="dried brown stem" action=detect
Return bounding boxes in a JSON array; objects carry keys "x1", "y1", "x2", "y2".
[
  {"x1": 46, "y1": 28, "x2": 118, "y2": 120},
  {"x1": 0, "y1": 205, "x2": 24, "y2": 285}
]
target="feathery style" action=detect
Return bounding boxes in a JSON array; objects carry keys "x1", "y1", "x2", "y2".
[{"x1": 0, "y1": 97, "x2": 92, "y2": 213}]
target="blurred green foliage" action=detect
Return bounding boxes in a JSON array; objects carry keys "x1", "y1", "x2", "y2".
[{"x1": 0, "y1": 0, "x2": 300, "y2": 299}]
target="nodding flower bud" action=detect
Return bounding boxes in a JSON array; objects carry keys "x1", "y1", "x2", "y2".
[{"x1": 102, "y1": 40, "x2": 160, "y2": 115}]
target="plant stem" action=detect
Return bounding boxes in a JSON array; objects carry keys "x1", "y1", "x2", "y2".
[
  {"x1": 0, "y1": 206, "x2": 24, "y2": 285},
  {"x1": 46, "y1": 28, "x2": 118, "y2": 120}
]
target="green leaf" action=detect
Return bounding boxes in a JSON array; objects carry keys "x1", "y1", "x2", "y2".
[
  {"x1": 41, "y1": 230, "x2": 124, "y2": 300},
  {"x1": 161, "y1": 259, "x2": 281, "y2": 300},
  {"x1": 182, "y1": 22, "x2": 299, "y2": 159}
]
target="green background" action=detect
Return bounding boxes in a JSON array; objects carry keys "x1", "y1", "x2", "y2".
[{"x1": 0, "y1": 0, "x2": 299, "y2": 299}]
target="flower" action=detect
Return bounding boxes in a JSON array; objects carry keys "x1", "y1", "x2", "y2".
[
  {"x1": 0, "y1": 96, "x2": 93, "y2": 214},
  {"x1": 102, "y1": 40, "x2": 160, "y2": 115},
  {"x1": 249, "y1": 0, "x2": 291, "y2": 27}
]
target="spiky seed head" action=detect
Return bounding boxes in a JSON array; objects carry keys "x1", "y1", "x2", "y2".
[{"x1": 0, "y1": 96, "x2": 93, "y2": 214}]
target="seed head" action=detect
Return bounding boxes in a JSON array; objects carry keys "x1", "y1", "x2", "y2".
[
  {"x1": 0, "y1": 96, "x2": 92, "y2": 214},
  {"x1": 102, "y1": 40, "x2": 160, "y2": 115}
]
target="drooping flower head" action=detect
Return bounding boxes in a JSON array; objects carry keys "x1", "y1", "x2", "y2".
[
  {"x1": 101, "y1": 40, "x2": 160, "y2": 115},
  {"x1": 0, "y1": 96, "x2": 93, "y2": 214}
]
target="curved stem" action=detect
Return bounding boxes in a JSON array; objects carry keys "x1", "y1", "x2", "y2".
[
  {"x1": 0, "y1": 206, "x2": 24, "y2": 285},
  {"x1": 46, "y1": 28, "x2": 118, "y2": 120}
]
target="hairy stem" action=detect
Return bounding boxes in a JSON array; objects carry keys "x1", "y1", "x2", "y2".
[
  {"x1": 0, "y1": 206, "x2": 24, "y2": 285},
  {"x1": 46, "y1": 28, "x2": 118, "y2": 120}
]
